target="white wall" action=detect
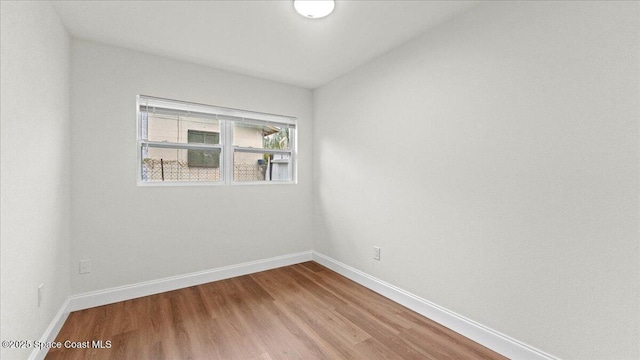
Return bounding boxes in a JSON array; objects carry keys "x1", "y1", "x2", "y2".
[
  {"x1": 313, "y1": 1, "x2": 639, "y2": 359},
  {"x1": 70, "y1": 40, "x2": 313, "y2": 294},
  {"x1": 0, "y1": 2, "x2": 71, "y2": 359}
]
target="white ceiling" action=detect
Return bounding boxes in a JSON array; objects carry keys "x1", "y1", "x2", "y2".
[{"x1": 51, "y1": 0, "x2": 477, "y2": 89}]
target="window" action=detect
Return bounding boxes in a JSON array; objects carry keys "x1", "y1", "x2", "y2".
[
  {"x1": 187, "y1": 130, "x2": 220, "y2": 168},
  {"x1": 137, "y1": 95, "x2": 296, "y2": 185}
]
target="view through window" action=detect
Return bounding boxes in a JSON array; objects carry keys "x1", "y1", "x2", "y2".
[{"x1": 137, "y1": 95, "x2": 296, "y2": 184}]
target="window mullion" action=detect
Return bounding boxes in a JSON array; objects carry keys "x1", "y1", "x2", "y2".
[
  {"x1": 289, "y1": 129, "x2": 296, "y2": 182},
  {"x1": 224, "y1": 120, "x2": 234, "y2": 184}
]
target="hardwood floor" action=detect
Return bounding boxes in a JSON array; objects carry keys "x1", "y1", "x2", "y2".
[{"x1": 46, "y1": 262, "x2": 507, "y2": 360}]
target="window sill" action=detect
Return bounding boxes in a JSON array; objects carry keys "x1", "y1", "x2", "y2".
[{"x1": 136, "y1": 180, "x2": 296, "y2": 187}]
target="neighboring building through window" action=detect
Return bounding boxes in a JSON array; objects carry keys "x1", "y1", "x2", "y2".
[
  {"x1": 187, "y1": 130, "x2": 220, "y2": 168},
  {"x1": 137, "y1": 95, "x2": 296, "y2": 185}
]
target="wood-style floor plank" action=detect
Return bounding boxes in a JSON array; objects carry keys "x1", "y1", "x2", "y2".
[{"x1": 46, "y1": 262, "x2": 507, "y2": 360}]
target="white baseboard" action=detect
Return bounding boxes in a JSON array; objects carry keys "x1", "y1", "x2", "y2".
[
  {"x1": 33, "y1": 250, "x2": 558, "y2": 360},
  {"x1": 29, "y1": 298, "x2": 71, "y2": 360},
  {"x1": 312, "y1": 251, "x2": 559, "y2": 360},
  {"x1": 68, "y1": 251, "x2": 313, "y2": 311}
]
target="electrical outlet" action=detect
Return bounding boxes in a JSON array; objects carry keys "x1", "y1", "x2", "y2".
[
  {"x1": 38, "y1": 284, "x2": 44, "y2": 307},
  {"x1": 79, "y1": 259, "x2": 91, "y2": 274},
  {"x1": 373, "y1": 246, "x2": 381, "y2": 261}
]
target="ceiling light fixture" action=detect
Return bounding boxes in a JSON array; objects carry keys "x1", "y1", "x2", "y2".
[{"x1": 294, "y1": 0, "x2": 335, "y2": 19}]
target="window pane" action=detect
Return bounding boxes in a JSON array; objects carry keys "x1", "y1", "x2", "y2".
[
  {"x1": 233, "y1": 151, "x2": 291, "y2": 182},
  {"x1": 188, "y1": 148, "x2": 221, "y2": 168},
  {"x1": 187, "y1": 130, "x2": 220, "y2": 168},
  {"x1": 142, "y1": 147, "x2": 221, "y2": 182},
  {"x1": 144, "y1": 113, "x2": 220, "y2": 144},
  {"x1": 233, "y1": 123, "x2": 291, "y2": 150}
]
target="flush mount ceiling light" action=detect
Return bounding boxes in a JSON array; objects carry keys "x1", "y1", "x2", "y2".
[{"x1": 294, "y1": 0, "x2": 335, "y2": 19}]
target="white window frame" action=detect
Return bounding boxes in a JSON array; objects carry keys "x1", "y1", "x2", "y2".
[{"x1": 137, "y1": 95, "x2": 297, "y2": 186}]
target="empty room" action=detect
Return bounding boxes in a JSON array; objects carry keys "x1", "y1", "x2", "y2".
[{"x1": 1, "y1": 0, "x2": 638, "y2": 359}]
